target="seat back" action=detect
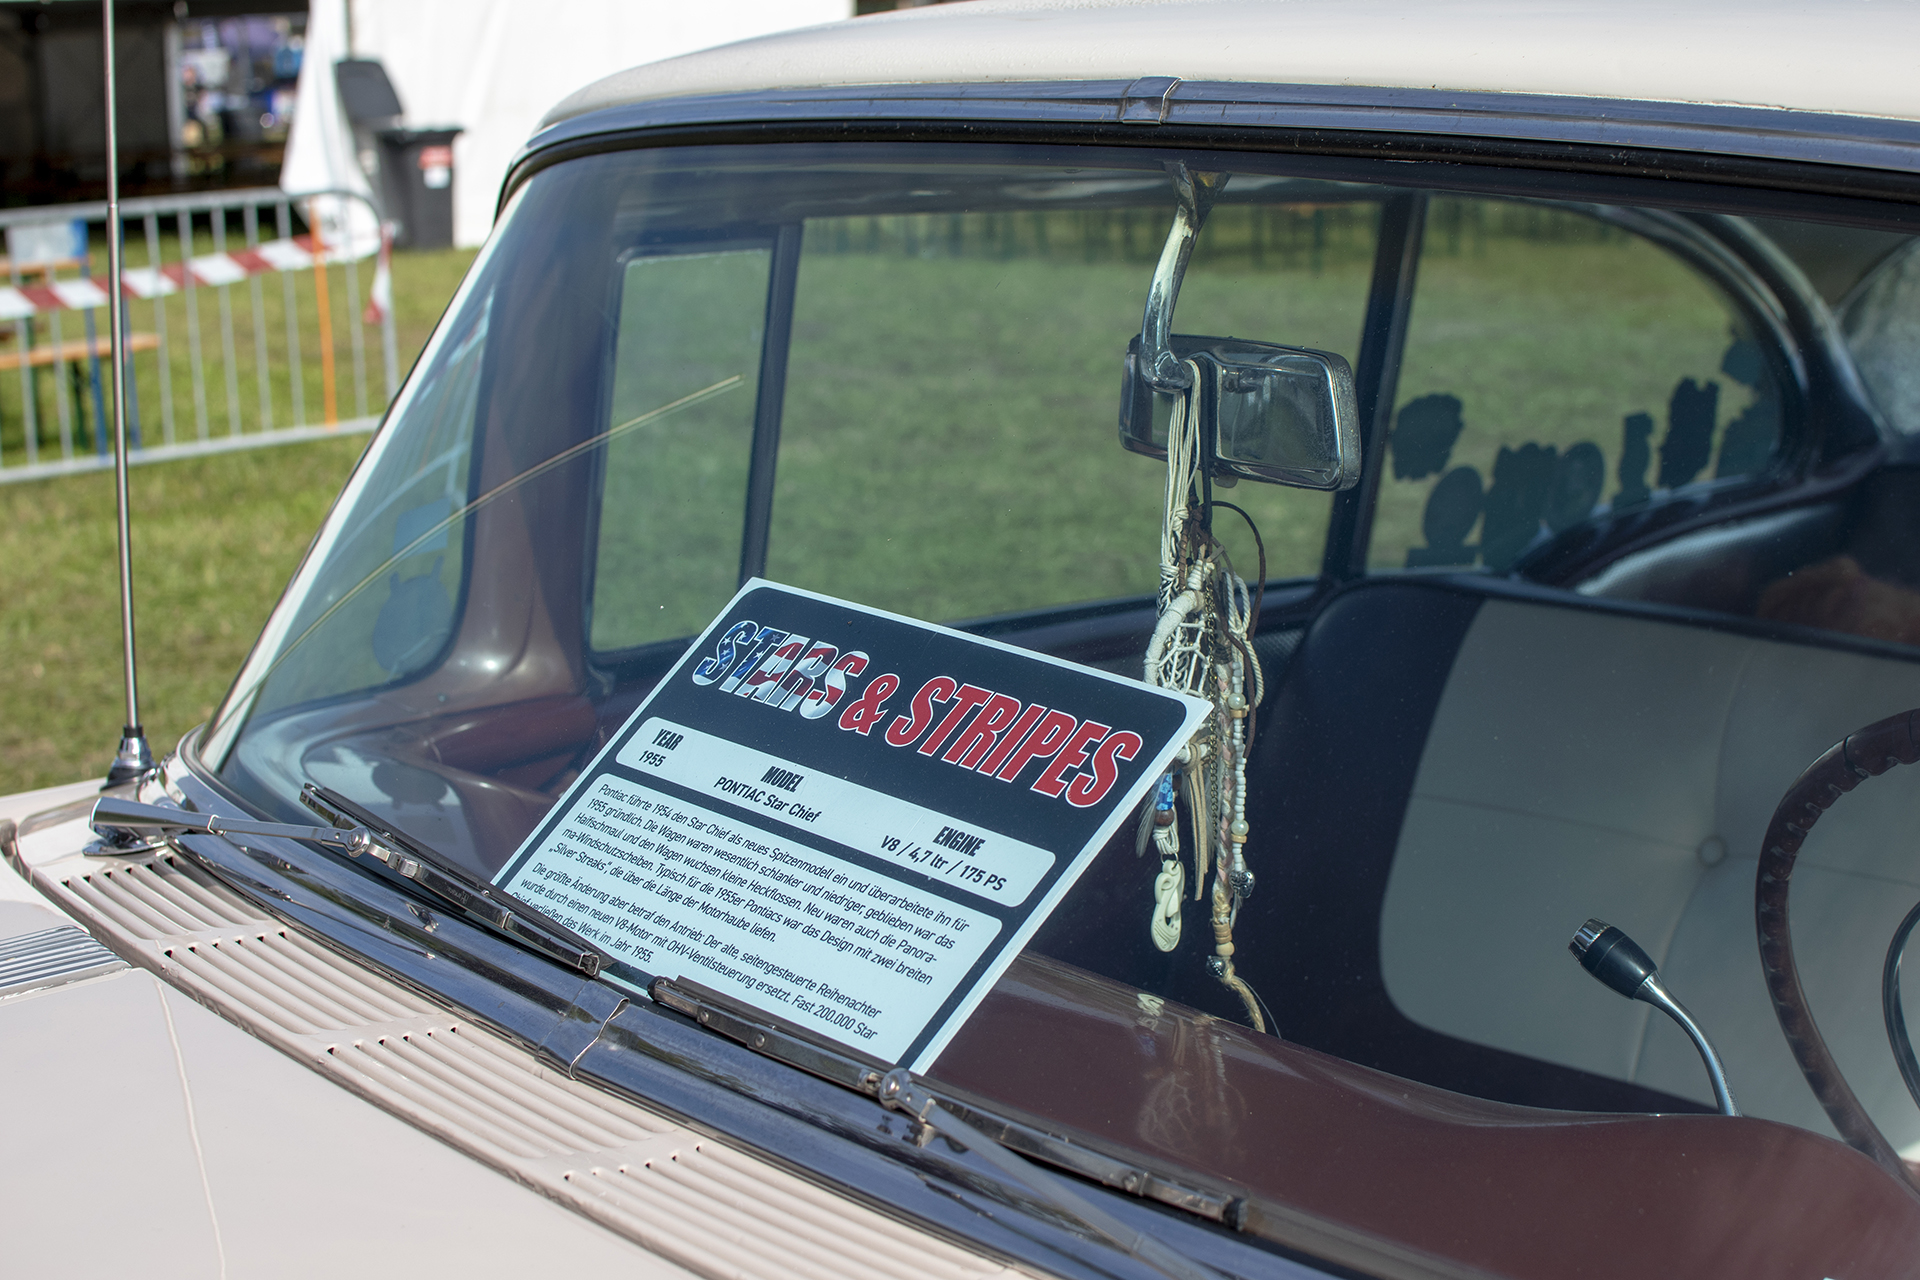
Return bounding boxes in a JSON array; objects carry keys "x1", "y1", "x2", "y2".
[{"x1": 1238, "y1": 577, "x2": 1920, "y2": 1149}]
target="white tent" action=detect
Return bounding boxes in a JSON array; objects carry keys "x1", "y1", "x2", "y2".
[
  {"x1": 279, "y1": 0, "x2": 383, "y2": 256},
  {"x1": 325, "y1": 0, "x2": 853, "y2": 248}
]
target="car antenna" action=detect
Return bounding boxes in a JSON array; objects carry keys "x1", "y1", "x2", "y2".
[{"x1": 100, "y1": 0, "x2": 152, "y2": 790}]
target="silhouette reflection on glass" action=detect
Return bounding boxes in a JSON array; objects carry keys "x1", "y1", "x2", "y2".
[
  {"x1": 1391, "y1": 394, "x2": 1465, "y2": 480},
  {"x1": 1544, "y1": 441, "x2": 1605, "y2": 533},
  {"x1": 1396, "y1": 331, "x2": 1777, "y2": 573},
  {"x1": 1481, "y1": 442, "x2": 1559, "y2": 571},
  {"x1": 1715, "y1": 335, "x2": 1779, "y2": 479},
  {"x1": 1406, "y1": 466, "x2": 1484, "y2": 567},
  {"x1": 372, "y1": 556, "x2": 453, "y2": 677},
  {"x1": 1616, "y1": 411, "x2": 1654, "y2": 509},
  {"x1": 1658, "y1": 377, "x2": 1719, "y2": 489}
]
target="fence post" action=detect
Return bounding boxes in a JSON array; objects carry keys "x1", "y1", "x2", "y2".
[
  {"x1": 341, "y1": 232, "x2": 368, "y2": 419},
  {"x1": 47, "y1": 305, "x2": 74, "y2": 459},
  {"x1": 9, "y1": 256, "x2": 34, "y2": 468},
  {"x1": 209, "y1": 206, "x2": 242, "y2": 435},
  {"x1": 143, "y1": 213, "x2": 175, "y2": 446},
  {"x1": 179, "y1": 209, "x2": 209, "y2": 441},
  {"x1": 277, "y1": 199, "x2": 306, "y2": 429},
  {"x1": 244, "y1": 202, "x2": 272, "y2": 433},
  {"x1": 308, "y1": 201, "x2": 338, "y2": 426}
]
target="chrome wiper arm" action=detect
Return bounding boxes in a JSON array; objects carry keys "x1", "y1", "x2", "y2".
[
  {"x1": 296, "y1": 784, "x2": 608, "y2": 978},
  {"x1": 90, "y1": 791, "x2": 608, "y2": 979},
  {"x1": 650, "y1": 977, "x2": 1226, "y2": 1280}
]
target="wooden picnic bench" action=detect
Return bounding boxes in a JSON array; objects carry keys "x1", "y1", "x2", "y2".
[{"x1": 0, "y1": 331, "x2": 160, "y2": 372}]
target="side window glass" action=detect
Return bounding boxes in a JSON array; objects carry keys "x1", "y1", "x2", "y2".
[
  {"x1": 767, "y1": 198, "x2": 1376, "y2": 624},
  {"x1": 1843, "y1": 239, "x2": 1920, "y2": 435},
  {"x1": 590, "y1": 248, "x2": 769, "y2": 651},
  {"x1": 1371, "y1": 199, "x2": 1783, "y2": 573}
]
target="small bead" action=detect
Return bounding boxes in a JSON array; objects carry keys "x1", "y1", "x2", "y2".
[
  {"x1": 1231, "y1": 819, "x2": 1249, "y2": 838},
  {"x1": 1226, "y1": 692, "x2": 1246, "y2": 711},
  {"x1": 1154, "y1": 809, "x2": 1175, "y2": 826}
]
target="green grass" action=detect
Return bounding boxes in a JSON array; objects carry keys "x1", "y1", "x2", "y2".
[
  {"x1": 765, "y1": 226, "x2": 1357, "y2": 622},
  {"x1": 0, "y1": 246, "x2": 475, "y2": 793},
  {"x1": 580, "y1": 205, "x2": 1373, "y2": 654},
  {"x1": 0, "y1": 194, "x2": 1756, "y2": 793}
]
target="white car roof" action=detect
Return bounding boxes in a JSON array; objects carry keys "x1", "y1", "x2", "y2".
[{"x1": 543, "y1": 0, "x2": 1920, "y2": 130}]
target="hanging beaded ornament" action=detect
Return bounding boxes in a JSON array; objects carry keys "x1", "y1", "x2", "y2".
[{"x1": 1140, "y1": 361, "x2": 1268, "y2": 1032}]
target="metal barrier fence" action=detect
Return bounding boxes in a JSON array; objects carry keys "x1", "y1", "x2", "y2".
[{"x1": 0, "y1": 187, "x2": 398, "y2": 484}]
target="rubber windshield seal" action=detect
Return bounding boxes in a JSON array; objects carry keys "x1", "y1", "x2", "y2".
[{"x1": 501, "y1": 82, "x2": 1920, "y2": 222}]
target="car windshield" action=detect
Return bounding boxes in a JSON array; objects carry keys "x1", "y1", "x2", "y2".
[
  {"x1": 196, "y1": 139, "x2": 1920, "y2": 1253},
  {"x1": 204, "y1": 142, "x2": 1374, "y2": 858}
]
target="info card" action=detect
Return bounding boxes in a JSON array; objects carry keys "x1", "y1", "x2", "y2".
[{"x1": 493, "y1": 580, "x2": 1208, "y2": 1070}]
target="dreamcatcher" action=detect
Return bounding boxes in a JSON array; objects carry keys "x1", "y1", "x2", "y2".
[{"x1": 1139, "y1": 361, "x2": 1269, "y2": 1033}]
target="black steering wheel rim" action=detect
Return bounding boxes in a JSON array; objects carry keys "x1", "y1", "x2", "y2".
[{"x1": 1757, "y1": 707, "x2": 1920, "y2": 1190}]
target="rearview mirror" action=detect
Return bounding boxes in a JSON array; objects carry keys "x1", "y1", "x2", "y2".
[
  {"x1": 1120, "y1": 334, "x2": 1361, "y2": 490},
  {"x1": 1123, "y1": 163, "x2": 1361, "y2": 492}
]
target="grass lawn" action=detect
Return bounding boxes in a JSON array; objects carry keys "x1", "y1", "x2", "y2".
[{"x1": 0, "y1": 246, "x2": 475, "y2": 793}]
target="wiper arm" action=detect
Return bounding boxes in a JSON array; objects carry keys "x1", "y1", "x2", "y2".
[
  {"x1": 297, "y1": 784, "x2": 609, "y2": 977},
  {"x1": 90, "y1": 790, "x2": 608, "y2": 979},
  {"x1": 650, "y1": 977, "x2": 1227, "y2": 1280}
]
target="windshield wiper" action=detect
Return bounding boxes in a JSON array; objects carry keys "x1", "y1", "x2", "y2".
[
  {"x1": 650, "y1": 976, "x2": 1229, "y2": 1280},
  {"x1": 90, "y1": 789, "x2": 608, "y2": 978}
]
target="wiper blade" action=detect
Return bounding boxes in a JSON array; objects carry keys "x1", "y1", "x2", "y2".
[
  {"x1": 297, "y1": 784, "x2": 608, "y2": 977},
  {"x1": 89, "y1": 791, "x2": 608, "y2": 979},
  {"x1": 650, "y1": 976, "x2": 1228, "y2": 1280}
]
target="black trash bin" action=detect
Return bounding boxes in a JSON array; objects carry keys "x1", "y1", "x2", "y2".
[
  {"x1": 334, "y1": 58, "x2": 404, "y2": 212},
  {"x1": 375, "y1": 127, "x2": 464, "y2": 249}
]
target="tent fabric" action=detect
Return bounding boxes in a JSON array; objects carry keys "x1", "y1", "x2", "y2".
[
  {"x1": 339, "y1": 0, "x2": 851, "y2": 248},
  {"x1": 279, "y1": 0, "x2": 382, "y2": 256}
]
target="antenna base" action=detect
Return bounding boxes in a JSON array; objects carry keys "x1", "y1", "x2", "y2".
[{"x1": 103, "y1": 726, "x2": 154, "y2": 790}]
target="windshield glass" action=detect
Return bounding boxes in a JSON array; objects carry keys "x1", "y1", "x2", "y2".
[
  {"x1": 203, "y1": 143, "x2": 1361, "y2": 859},
  {"x1": 199, "y1": 138, "x2": 1920, "y2": 1262}
]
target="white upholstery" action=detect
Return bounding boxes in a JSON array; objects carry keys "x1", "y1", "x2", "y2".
[{"x1": 1378, "y1": 598, "x2": 1920, "y2": 1152}]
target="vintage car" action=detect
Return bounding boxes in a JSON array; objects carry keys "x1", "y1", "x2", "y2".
[{"x1": 11, "y1": 1, "x2": 1920, "y2": 1275}]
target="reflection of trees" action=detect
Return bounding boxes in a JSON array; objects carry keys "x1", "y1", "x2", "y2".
[{"x1": 1396, "y1": 332, "x2": 1781, "y2": 571}]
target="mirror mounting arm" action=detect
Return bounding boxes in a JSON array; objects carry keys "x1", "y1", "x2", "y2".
[{"x1": 1140, "y1": 164, "x2": 1228, "y2": 393}]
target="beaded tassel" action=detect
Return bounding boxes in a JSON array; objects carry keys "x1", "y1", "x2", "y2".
[{"x1": 1140, "y1": 363, "x2": 1266, "y2": 1031}]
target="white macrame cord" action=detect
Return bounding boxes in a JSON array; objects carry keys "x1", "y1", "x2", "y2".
[{"x1": 1141, "y1": 362, "x2": 1268, "y2": 1033}]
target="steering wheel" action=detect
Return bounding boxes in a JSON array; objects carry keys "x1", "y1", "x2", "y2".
[{"x1": 1758, "y1": 708, "x2": 1920, "y2": 1190}]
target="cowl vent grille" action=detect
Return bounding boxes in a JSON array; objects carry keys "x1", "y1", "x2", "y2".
[
  {"x1": 33, "y1": 853, "x2": 1019, "y2": 1279},
  {"x1": 571, "y1": 1142, "x2": 1005, "y2": 1280},
  {"x1": 0, "y1": 925, "x2": 125, "y2": 998}
]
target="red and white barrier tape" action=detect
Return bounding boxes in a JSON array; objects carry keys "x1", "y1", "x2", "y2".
[{"x1": 0, "y1": 234, "x2": 381, "y2": 323}]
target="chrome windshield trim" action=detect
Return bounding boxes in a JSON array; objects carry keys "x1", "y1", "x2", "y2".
[{"x1": 511, "y1": 79, "x2": 1920, "y2": 206}]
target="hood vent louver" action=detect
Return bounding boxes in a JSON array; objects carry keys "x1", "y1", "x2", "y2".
[
  {"x1": 0, "y1": 924, "x2": 127, "y2": 999},
  {"x1": 27, "y1": 852, "x2": 1022, "y2": 1280}
]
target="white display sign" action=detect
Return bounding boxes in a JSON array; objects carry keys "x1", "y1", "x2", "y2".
[{"x1": 495, "y1": 581, "x2": 1207, "y2": 1070}]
